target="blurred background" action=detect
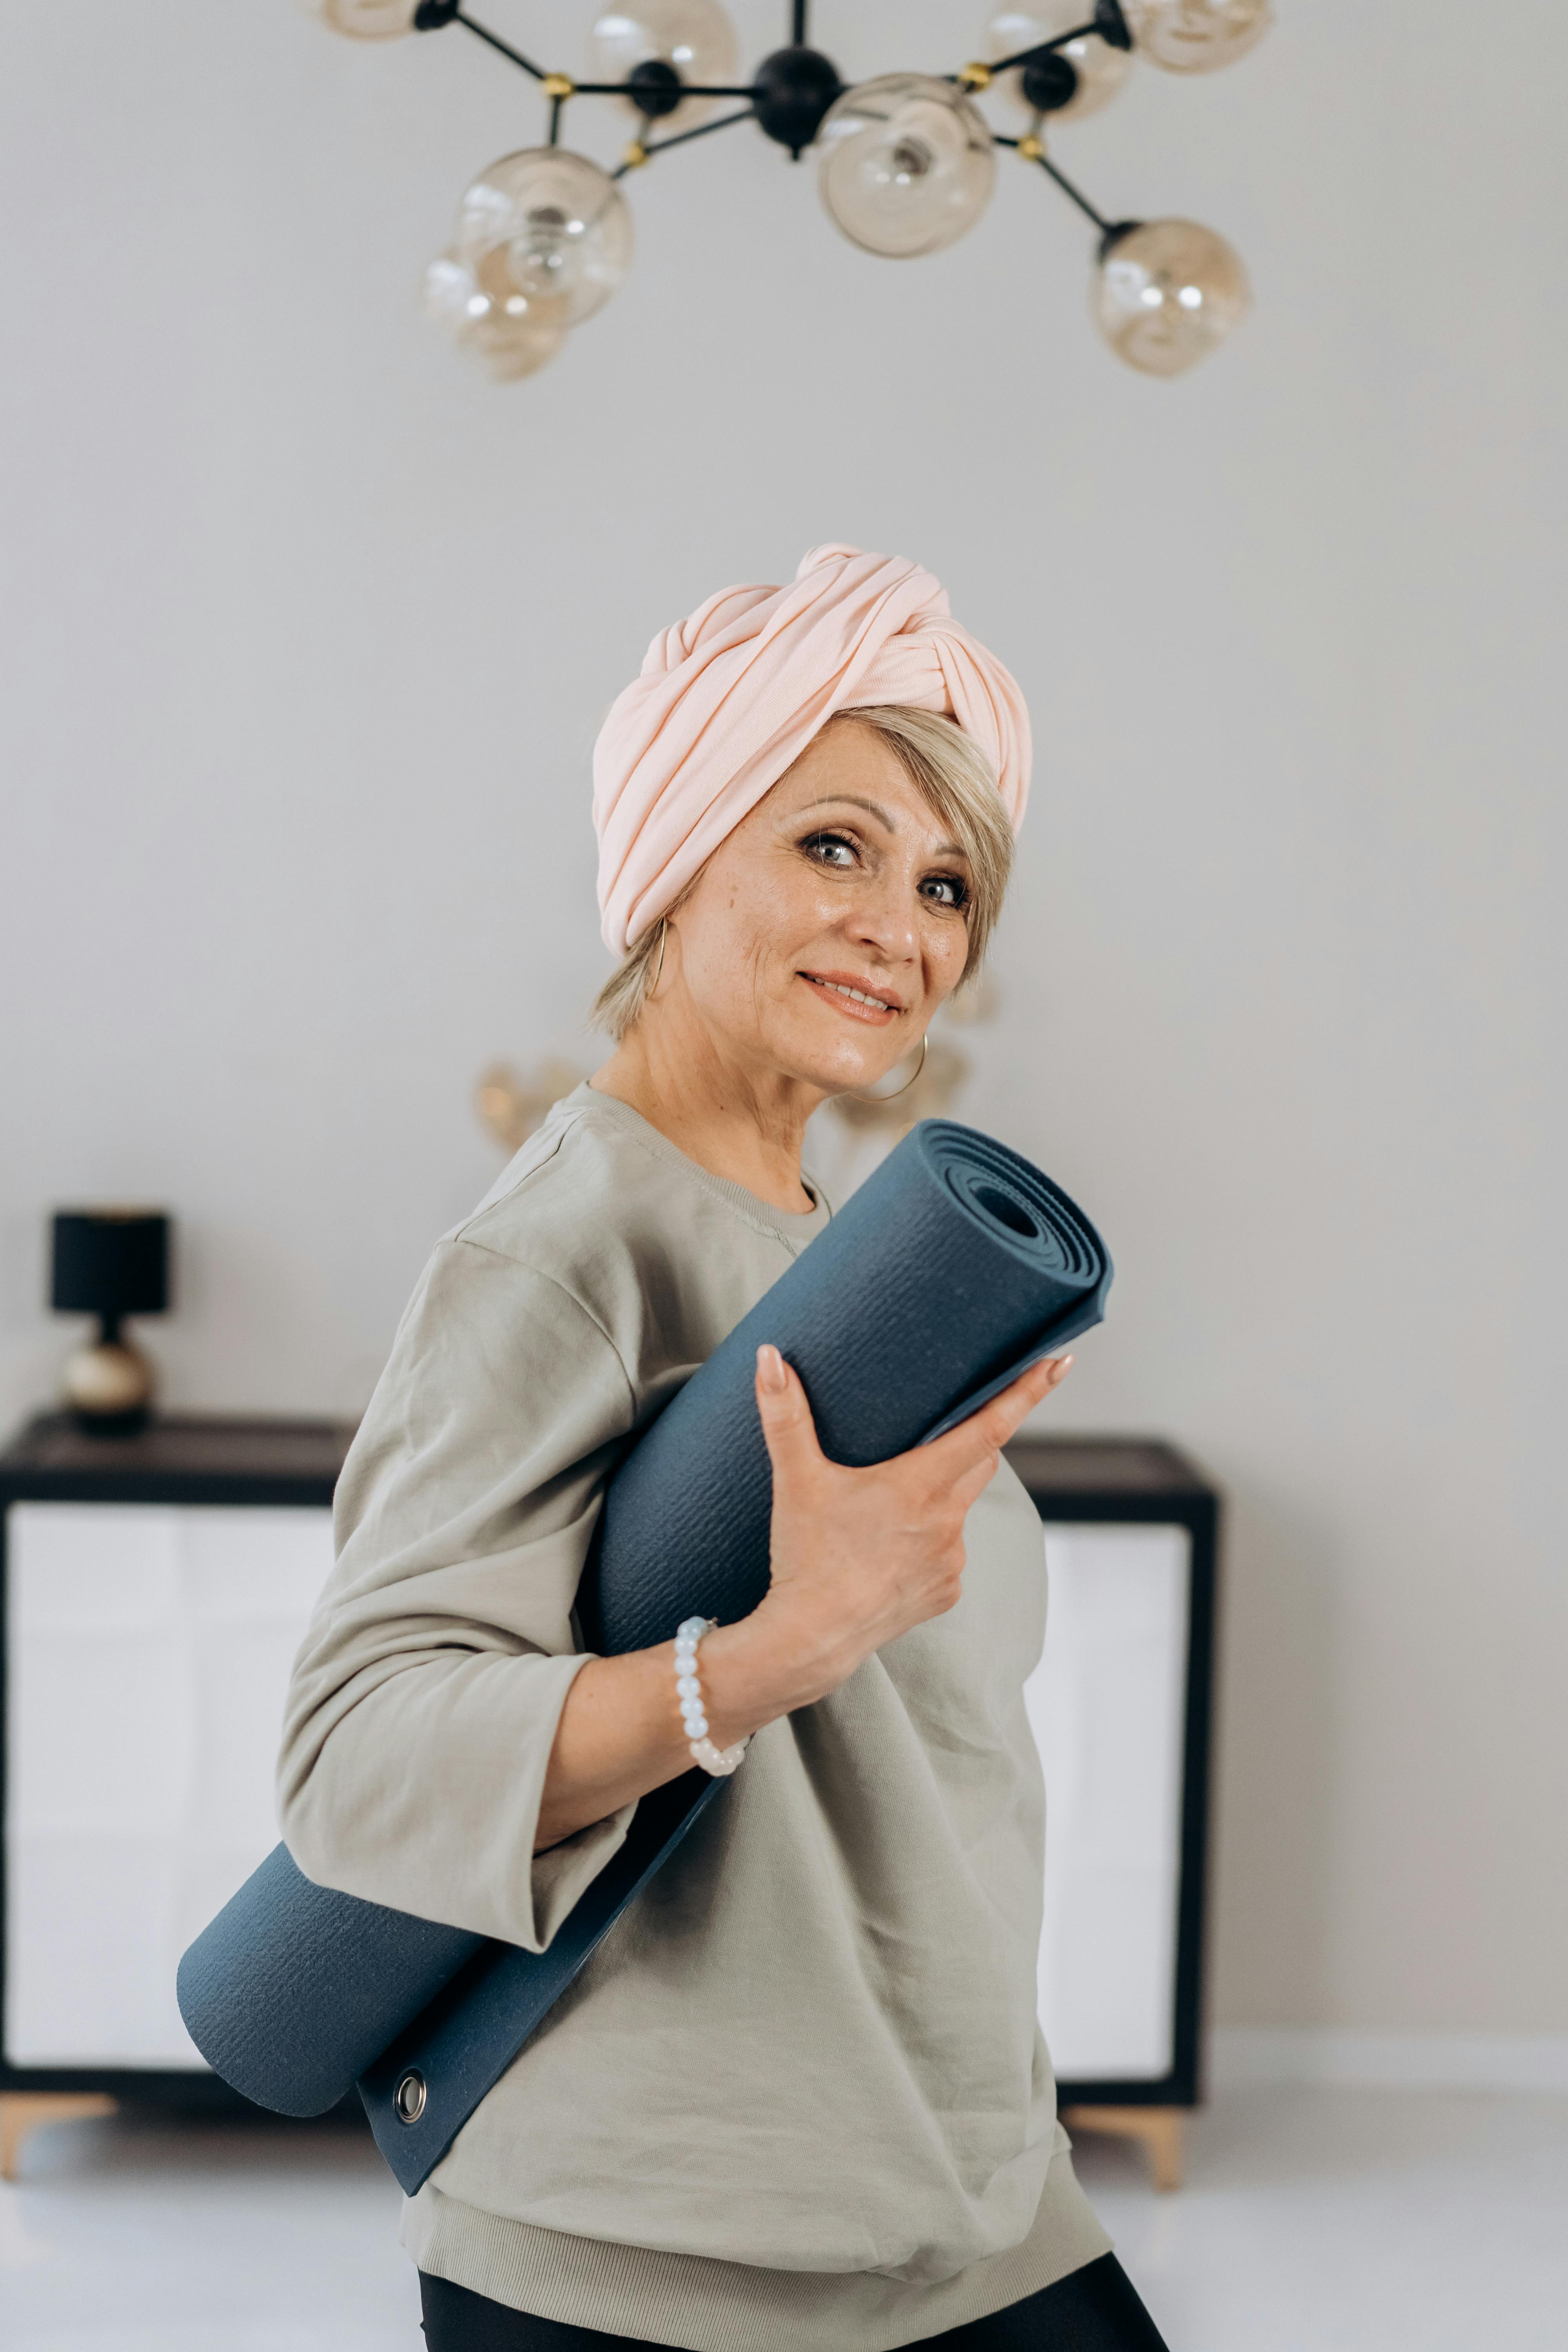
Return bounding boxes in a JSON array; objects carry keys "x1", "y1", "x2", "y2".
[{"x1": 2, "y1": 4, "x2": 1564, "y2": 2347}]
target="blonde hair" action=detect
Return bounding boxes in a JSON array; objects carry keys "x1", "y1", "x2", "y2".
[{"x1": 590, "y1": 705, "x2": 1014, "y2": 1042}]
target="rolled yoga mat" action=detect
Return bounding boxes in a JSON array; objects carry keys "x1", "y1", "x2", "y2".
[{"x1": 178, "y1": 1120, "x2": 1111, "y2": 2192}]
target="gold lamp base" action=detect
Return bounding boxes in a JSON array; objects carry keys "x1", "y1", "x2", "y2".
[{"x1": 63, "y1": 1322, "x2": 156, "y2": 1434}]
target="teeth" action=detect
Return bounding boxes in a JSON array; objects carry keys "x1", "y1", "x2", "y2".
[{"x1": 818, "y1": 979, "x2": 891, "y2": 1010}]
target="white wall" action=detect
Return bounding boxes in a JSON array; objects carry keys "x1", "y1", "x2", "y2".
[{"x1": 3, "y1": 2, "x2": 1563, "y2": 2043}]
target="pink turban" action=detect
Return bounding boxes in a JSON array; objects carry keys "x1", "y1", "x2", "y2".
[{"x1": 593, "y1": 543, "x2": 1032, "y2": 955}]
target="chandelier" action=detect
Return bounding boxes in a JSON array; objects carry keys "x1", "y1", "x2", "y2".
[{"x1": 302, "y1": 2, "x2": 1271, "y2": 383}]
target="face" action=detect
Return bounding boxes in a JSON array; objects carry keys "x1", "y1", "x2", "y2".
[{"x1": 669, "y1": 720, "x2": 974, "y2": 1095}]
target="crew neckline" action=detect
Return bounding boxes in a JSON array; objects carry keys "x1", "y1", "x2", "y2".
[{"x1": 572, "y1": 1082, "x2": 831, "y2": 1245}]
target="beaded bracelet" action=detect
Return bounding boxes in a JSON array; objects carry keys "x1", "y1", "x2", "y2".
[{"x1": 674, "y1": 1615, "x2": 748, "y2": 1777}]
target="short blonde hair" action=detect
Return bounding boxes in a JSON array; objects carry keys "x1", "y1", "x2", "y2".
[{"x1": 591, "y1": 705, "x2": 1014, "y2": 1041}]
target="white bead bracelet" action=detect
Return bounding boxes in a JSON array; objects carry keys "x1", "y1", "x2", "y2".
[{"x1": 674, "y1": 1615, "x2": 747, "y2": 1777}]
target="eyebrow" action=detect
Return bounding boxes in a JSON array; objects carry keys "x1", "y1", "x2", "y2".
[{"x1": 799, "y1": 794, "x2": 966, "y2": 861}]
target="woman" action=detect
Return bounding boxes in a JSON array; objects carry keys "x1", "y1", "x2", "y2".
[{"x1": 280, "y1": 546, "x2": 1169, "y2": 2352}]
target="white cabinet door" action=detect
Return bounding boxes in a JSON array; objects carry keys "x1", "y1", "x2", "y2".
[
  {"x1": 4, "y1": 1502, "x2": 333, "y2": 2069},
  {"x1": 1027, "y1": 1523, "x2": 1190, "y2": 2082}
]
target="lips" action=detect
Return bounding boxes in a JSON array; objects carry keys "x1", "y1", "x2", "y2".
[{"x1": 800, "y1": 971, "x2": 903, "y2": 1025}]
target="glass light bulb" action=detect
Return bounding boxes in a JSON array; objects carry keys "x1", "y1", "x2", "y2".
[
  {"x1": 1126, "y1": 0, "x2": 1272, "y2": 74},
  {"x1": 817, "y1": 76, "x2": 995, "y2": 260},
  {"x1": 1094, "y1": 219, "x2": 1249, "y2": 375},
  {"x1": 423, "y1": 250, "x2": 570, "y2": 381},
  {"x1": 298, "y1": 0, "x2": 418, "y2": 39},
  {"x1": 589, "y1": 1, "x2": 740, "y2": 128},
  {"x1": 985, "y1": 6, "x2": 1132, "y2": 123},
  {"x1": 452, "y1": 150, "x2": 633, "y2": 328}
]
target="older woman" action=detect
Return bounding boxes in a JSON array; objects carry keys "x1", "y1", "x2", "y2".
[{"x1": 280, "y1": 547, "x2": 1168, "y2": 2352}]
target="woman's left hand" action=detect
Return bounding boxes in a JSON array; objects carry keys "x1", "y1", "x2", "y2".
[{"x1": 535, "y1": 1350, "x2": 1069, "y2": 1849}]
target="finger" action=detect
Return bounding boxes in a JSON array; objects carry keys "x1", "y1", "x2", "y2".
[
  {"x1": 922, "y1": 1355, "x2": 1072, "y2": 1475},
  {"x1": 948, "y1": 1448, "x2": 1004, "y2": 1514},
  {"x1": 753, "y1": 1345, "x2": 827, "y2": 1483}
]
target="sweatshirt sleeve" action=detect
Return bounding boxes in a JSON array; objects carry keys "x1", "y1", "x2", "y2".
[{"x1": 277, "y1": 1233, "x2": 639, "y2": 1951}]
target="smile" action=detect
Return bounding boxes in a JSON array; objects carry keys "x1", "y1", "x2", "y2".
[{"x1": 800, "y1": 972, "x2": 902, "y2": 1024}]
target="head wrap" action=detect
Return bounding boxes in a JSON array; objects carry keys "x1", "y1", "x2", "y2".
[{"x1": 592, "y1": 543, "x2": 1032, "y2": 955}]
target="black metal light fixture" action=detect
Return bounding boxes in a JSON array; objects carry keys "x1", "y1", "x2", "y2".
[
  {"x1": 302, "y1": 1, "x2": 1270, "y2": 380},
  {"x1": 50, "y1": 1209, "x2": 171, "y2": 1433}
]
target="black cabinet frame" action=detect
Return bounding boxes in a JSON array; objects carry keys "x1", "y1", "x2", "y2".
[{"x1": 1005, "y1": 1436, "x2": 1221, "y2": 2112}]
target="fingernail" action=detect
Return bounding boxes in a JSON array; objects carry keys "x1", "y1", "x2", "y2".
[
  {"x1": 757, "y1": 1344, "x2": 787, "y2": 1394},
  {"x1": 1054, "y1": 1355, "x2": 1074, "y2": 1378}
]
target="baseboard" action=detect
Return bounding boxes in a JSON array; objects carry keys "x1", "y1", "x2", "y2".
[{"x1": 1210, "y1": 2027, "x2": 1568, "y2": 2095}]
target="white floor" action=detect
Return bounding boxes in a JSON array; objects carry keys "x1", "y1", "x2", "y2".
[
  {"x1": 1082, "y1": 2090, "x2": 1568, "y2": 2351},
  {"x1": 3, "y1": 2090, "x2": 1565, "y2": 2351}
]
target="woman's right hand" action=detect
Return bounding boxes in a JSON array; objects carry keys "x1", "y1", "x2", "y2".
[{"x1": 702, "y1": 1344, "x2": 1072, "y2": 1728}]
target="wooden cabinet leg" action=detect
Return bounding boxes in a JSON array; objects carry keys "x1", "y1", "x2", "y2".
[
  {"x1": 0, "y1": 2092, "x2": 117, "y2": 2181},
  {"x1": 1062, "y1": 2103, "x2": 1185, "y2": 2192}
]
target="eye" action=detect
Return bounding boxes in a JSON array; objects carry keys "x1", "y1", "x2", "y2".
[
  {"x1": 801, "y1": 829, "x2": 860, "y2": 870},
  {"x1": 920, "y1": 872, "x2": 970, "y2": 912}
]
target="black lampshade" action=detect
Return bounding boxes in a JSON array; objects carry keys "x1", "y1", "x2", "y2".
[{"x1": 51, "y1": 1210, "x2": 170, "y2": 1320}]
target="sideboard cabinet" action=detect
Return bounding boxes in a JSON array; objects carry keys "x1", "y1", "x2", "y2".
[
  {"x1": 2, "y1": 1417, "x2": 1216, "y2": 2187},
  {"x1": 0, "y1": 1414, "x2": 351, "y2": 2171}
]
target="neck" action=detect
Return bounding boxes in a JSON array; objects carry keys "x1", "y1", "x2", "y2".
[{"x1": 592, "y1": 997, "x2": 824, "y2": 1216}]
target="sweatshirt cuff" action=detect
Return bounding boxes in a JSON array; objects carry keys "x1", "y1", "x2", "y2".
[{"x1": 516, "y1": 1650, "x2": 636, "y2": 1953}]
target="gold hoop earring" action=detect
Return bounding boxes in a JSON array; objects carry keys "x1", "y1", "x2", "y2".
[
  {"x1": 848, "y1": 1033, "x2": 927, "y2": 1106},
  {"x1": 649, "y1": 917, "x2": 668, "y2": 999}
]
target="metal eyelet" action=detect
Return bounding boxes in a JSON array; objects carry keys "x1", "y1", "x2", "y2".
[{"x1": 394, "y1": 2070, "x2": 427, "y2": 2125}]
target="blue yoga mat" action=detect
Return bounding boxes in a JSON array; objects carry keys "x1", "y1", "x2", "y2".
[{"x1": 177, "y1": 1121, "x2": 1111, "y2": 2192}]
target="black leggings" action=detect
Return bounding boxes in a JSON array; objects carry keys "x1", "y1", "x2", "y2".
[{"x1": 419, "y1": 2254, "x2": 1169, "y2": 2350}]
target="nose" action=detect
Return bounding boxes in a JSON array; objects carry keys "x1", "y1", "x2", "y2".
[
  {"x1": 843, "y1": 862, "x2": 919, "y2": 969},
  {"x1": 846, "y1": 870, "x2": 921, "y2": 969}
]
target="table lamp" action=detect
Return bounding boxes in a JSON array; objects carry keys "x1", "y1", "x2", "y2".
[{"x1": 51, "y1": 1208, "x2": 171, "y2": 1432}]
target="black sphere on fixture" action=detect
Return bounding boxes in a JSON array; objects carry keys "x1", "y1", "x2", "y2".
[
  {"x1": 753, "y1": 46, "x2": 842, "y2": 159},
  {"x1": 1021, "y1": 54, "x2": 1080, "y2": 114},
  {"x1": 627, "y1": 59, "x2": 684, "y2": 121},
  {"x1": 1093, "y1": 0, "x2": 1134, "y2": 49}
]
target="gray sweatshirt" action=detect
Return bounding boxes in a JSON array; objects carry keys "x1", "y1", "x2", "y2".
[{"x1": 279, "y1": 1084, "x2": 1109, "y2": 2350}]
